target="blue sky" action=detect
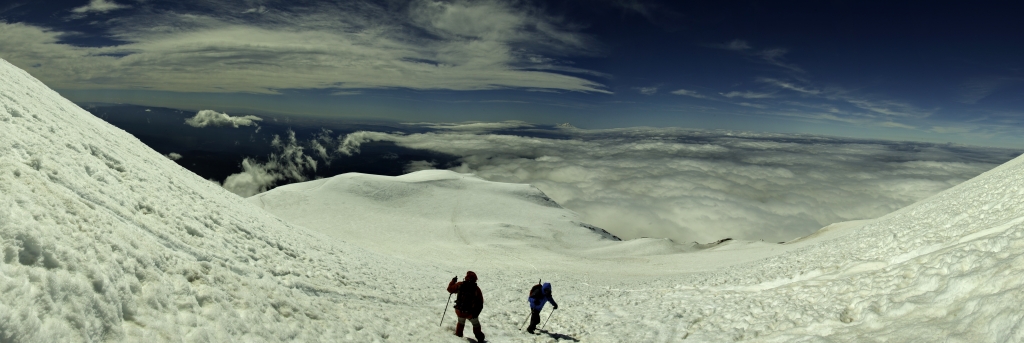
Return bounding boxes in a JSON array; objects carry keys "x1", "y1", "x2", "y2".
[{"x1": 2, "y1": 0, "x2": 1023, "y2": 147}]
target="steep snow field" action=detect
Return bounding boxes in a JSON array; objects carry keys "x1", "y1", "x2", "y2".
[
  {"x1": 0, "y1": 59, "x2": 453, "y2": 342},
  {"x1": 3, "y1": 57, "x2": 1024, "y2": 342}
]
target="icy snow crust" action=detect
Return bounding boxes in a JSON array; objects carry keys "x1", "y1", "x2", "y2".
[{"x1": 3, "y1": 58, "x2": 1024, "y2": 342}]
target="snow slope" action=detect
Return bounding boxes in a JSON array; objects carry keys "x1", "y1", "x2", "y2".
[
  {"x1": 248, "y1": 171, "x2": 622, "y2": 269},
  {"x1": 4, "y1": 57, "x2": 1024, "y2": 342},
  {"x1": 0, "y1": 58, "x2": 451, "y2": 342},
  {"x1": 254, "y1": 139, "x2": 1024, "y2": 340}
]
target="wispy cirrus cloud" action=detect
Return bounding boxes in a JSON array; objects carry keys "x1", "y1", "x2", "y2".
[
  {"x1": 715, "y1": 40, "x2": 803, "y2": 73},
  {"x1": 736, "y1": 102, "x2": 767, "y2": 109},
  {"x1": 717, "y1": 39, "x2": 752, "y2": 51},
  {"x1": 705, "y1": 42, "x2": 937, "y2": 127},
  {"x1": 635, "y1": 86, "x2": 659, "y2": 95},
  {"x1": 844, "y1": 99, "x2": 933, "y2": 119},
  {"x1": 71, "y1": 0, "x2": 129, "y2": 14},
  {"x1": 758, "y1": 78, "x2": 934, "y2": 120},
  {"x1": 0, "y1": 0, "x2": 608, "y2": 95},
  {"x1": 757, "y1": 78, "x2": 821, "y2": 95},
  {"x1": 754, "y1": 47, "x2": 803, "y2": 73},
  {"x1": 401, "y1": 121, "x2": 535, "y2": 132},
  {"x1": 241, "y1": 6, "x2": 268, "y2": 14},
  {"x1": 721, "y1": 91, "x2": 774, "y2": 99},
  {"x1": 670, "y1": 89, "x2": 710, "y2": 99},
  {"x1": 957, "y1": 76, "x2": 1024, "y2": 104}
]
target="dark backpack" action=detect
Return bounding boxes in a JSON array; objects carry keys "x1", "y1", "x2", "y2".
[
  {"x1": 529, "y1": 284, "x2": 543, "y2": 299},
  {"x1": 454, "y1": 281, "x2": 478, "y2": 311}
]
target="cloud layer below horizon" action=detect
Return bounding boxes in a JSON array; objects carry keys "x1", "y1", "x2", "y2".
[{"x1": 335, "y1": 125, "x2": 1019, "y2": 243}]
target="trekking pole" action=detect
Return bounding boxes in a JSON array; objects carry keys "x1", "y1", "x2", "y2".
[
  {"x1": 440, "y1": 292, "x2": 453, "y2": 327},
  {"x1": 540, "y1": 308, "x2": 555, "y2": 330},
  {"x1": 519, "y1": 311, "x2": 531, "y2": 331}
]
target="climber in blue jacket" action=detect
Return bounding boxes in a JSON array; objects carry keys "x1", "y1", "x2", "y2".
[{"x1": 526, "y1": 282, "x2": 558, "y2": 334}]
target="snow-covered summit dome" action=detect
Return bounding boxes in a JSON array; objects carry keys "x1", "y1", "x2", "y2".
[{"x1": 250, "y1": 169, "x2": 620, "y2": 268}]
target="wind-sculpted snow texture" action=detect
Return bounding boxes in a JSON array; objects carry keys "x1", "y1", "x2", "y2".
[
  {"x1": 0, "y1": 59, "x2": 447, "y2": 342},
  {"x1": 3, "y1": 58, "x2": 1024, "y2": 342}
]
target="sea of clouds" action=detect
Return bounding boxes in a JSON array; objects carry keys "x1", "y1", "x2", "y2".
[
  {"x1": 332, "y1": 123, "x2": 1020, "y2": 243},
  {"x1": 194, "y1": 115, "x2": 1019, "y2": 243}
]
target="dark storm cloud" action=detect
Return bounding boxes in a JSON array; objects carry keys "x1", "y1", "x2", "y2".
[{"x1": 335, "y1": 124, "x2": 1020, "y2": 243}]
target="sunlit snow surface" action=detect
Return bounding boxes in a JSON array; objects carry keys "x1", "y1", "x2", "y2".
[{"x1": 3, "y1": 58, "x2": 1024, "y2": 342}]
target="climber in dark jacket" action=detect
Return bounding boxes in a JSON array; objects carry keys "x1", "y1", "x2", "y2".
[
  {"x1": 447, "y1": 271, "x2": 486, "y2": 342},
  {"x1": 526, "y1": 282, "x2": 558, "y2": 334}
]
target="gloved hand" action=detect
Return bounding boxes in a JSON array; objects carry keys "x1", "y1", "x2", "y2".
[
  {"x1": 452, "y1": 277, "x2": 458, "y2": 283},
  {"x1": 553, "y1": 305, "x2": 559, "y2": 310}
]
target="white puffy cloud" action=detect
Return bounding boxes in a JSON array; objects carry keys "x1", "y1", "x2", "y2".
[
  {"x1": 221, "y1": 130, "x2": 318, "y2": 197},
  {"x1": 338, "y1": 131, "x2": 394, "y2": 156},
  {"x1": 334, "y1": 127, "x2": 1017, "y2": 243},
  {"x1": 1, "y1": 0, "x2": 606, "y2": 94},
  {"x1": 222, "y1": 158, "x2": 280, "y2": 197},
  {"x1": 184, "y1": 110, "x2": 262, "y2": 128}
]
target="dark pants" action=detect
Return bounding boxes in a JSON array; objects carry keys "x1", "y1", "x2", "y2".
[
  {"x1": 455, "y1": 316, "x2": 484, "y2": 342},
  {"x1": 527, "y1": 309, "x2": 541, "y2": 332}
]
